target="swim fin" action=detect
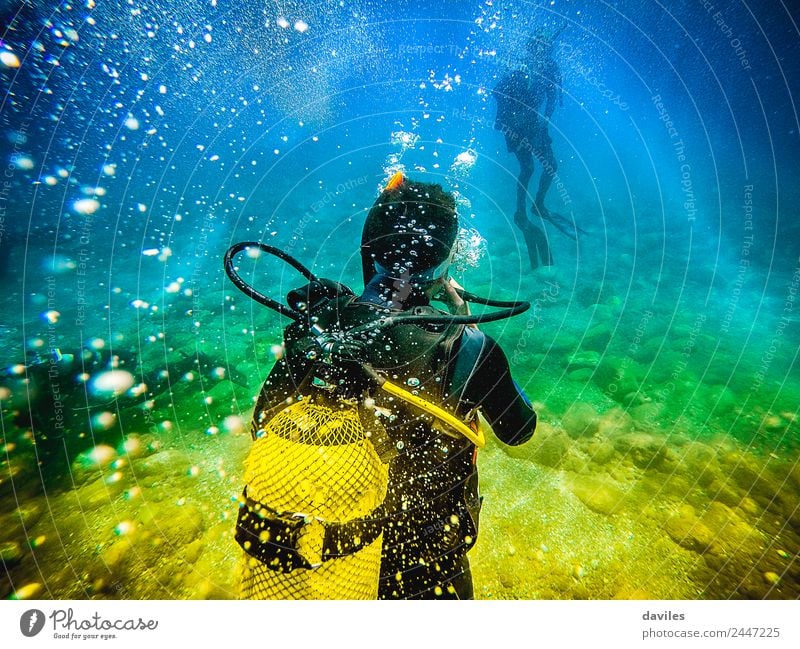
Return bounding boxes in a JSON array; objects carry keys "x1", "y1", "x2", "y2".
[
  {"x1": 517, "y1": 219, "x2": 552, "y2": 269},
  {"x1": 533, "y1": 205, "x2": 584, "y2": 241}
]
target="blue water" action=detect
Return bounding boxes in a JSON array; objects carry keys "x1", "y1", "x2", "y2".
[{"x1": 0, "y1": 0, "x2": 798, "y2": 600}]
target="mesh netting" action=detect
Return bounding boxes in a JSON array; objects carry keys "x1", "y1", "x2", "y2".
[
  {"x1": 240, "y1": 400, "x2": 388, "y2": 599},
  {"x1": 240, "y1": 535, "x2": 384, "y2": 600}
]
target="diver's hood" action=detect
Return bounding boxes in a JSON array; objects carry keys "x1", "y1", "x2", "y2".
[{"x1": 360, "y1": 173, "x2": 458, "y2": 286}]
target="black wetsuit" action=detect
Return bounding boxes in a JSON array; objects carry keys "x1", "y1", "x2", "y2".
[{"x1": 248, "y1": 276, "x2": 536, "y2": 599}]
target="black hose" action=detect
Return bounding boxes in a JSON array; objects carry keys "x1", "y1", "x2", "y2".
[
  {"x1": 458, "y1": 289, "x2": 525, "y2": 309},
  {"x1": 224, "y1": 241, "x2": 530, "y2": 327},
  {"x1": 223, "y1": 242, "x2": 319, "y2": 321},
  {"x1": 347, "y1": 293, "x2": 530, "y2": 334},
  {"x1": 380, "y1": 298, "x2": 530, "y2": 327}
]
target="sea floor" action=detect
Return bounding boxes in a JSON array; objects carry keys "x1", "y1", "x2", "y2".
[{"x1": 2, "y1": 387, "x2": 798, "y2": 600}]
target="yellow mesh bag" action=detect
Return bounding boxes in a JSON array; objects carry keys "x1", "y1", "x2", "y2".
[{"x1": 239, "y1": 399, "x2": 389, "y2": 600}]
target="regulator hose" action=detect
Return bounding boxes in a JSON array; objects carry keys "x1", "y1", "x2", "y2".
[
  {"x1": 224, "y1": 241, "x2": 319, "y2": 322},
  {"x1": 223, "y1": 241, "x2": 530, "y2": 326}
]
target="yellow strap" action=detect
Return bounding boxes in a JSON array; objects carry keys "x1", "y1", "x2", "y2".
[{"x1": 380, "y1": 380, "x2": 486, "y2": 448}]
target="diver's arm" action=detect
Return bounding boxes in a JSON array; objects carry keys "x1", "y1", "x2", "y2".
[
  {"x1": 463, "y1": 336, "x2": 536, "y2": 446},
  {"x1": 544, "y1": 61, "x2": 561, "y2": 120}
]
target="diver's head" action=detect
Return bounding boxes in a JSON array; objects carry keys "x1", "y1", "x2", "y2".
[{"x1": 361, "y1": 173, "x2": 458, "y2": 288}]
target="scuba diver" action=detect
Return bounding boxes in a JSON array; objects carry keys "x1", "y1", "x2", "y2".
[
  {"x1": 227, "y1": 172, "x2": 536, "y2": 599},
  {"x1": 493, "y1": 29, "x2": 580, "y2": 269}
]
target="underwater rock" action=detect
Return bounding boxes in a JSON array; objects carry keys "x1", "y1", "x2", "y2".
[
  {"x1": 183, "y1": 523, "x2": 239, "y2": 599},
  {"x1": 180, "y1": 538, "x2": 204, "y2": 566},
  {"x1": 561, "y1": 403, "x2": 600, "y2": 439},
  {"x1": 717, "y1": 452, "x2": 779, "y2": 507},
  {"x1": 561, "y1": 447, "x2": 591, "y2": 474},
  {"x1": 531, "y1": 428, "x2": 571, "y2": 468},
  {"x1": 594, "y1": 356, "x2": 645, "y2": 402},
  {"x1": 703, "y1": 385, "x2": 738, "y2": 413},
  {"x1": 130, "y1": 449, "x2": 191, "y2": 480},
  {"x1": 704, "y1": 478, "x2": 745, "y2": 509},
  {"x1": 89, "y1": 534, "x2": 151, "y2": 596},
  {"x1": 703, "y1": 502, "x2": 758, "y2": 548},
  {"x1": 664, "y1": 501, "x2": 761, "y2": 558},
  {"x1": 580, "y1": 323, "x2": 612, "y2": 351},
  {"x1": 137, "y1": 501, "x2": 206, "y2": 548},
  {"x1": 592, "y1": 303, "x2": 616, "y2": 320},
  {"x1": 0, "y1": 541, "x2": 22, "y2": 566},
  {"x1": 596, "y1": 408, "x2": 635, "y2": 437},
  {"x1": 644, "y1": 351, "x2": 679, "y2": 384},
  {"x1": 567, "y1": 368, "x2": 594, "y2": 383},
  {"x1": 658, "y1": 473, "x2": 696, "y2": 502},
  {"x1": 76, "y1": 475, "x2": 128, "y2": 511},
  {"x1": 503, "y1": 423, "x2": 570, "y2": 468},
  {"x1": 1, "y1": 502, "x2": 43, "y2": 542},
  {"x1": 567, "y1": 474, "x2": 627, "y2": 515},
  {"x1": 101, "y1": 538, "x2": 134, "y2": 573},
  {"x1": 612, "y1": 433, "x2": 668, "y2": 470},
  {"x1": 583, "y1": 437, "x2": 617, "y2": 465},
  {"x1": 633, "y1": 336, "x2": 661, "y2": 364},
  {"x1": 628, "y1": 401, "x2": 665, "y2": 430},
  {"x1": 71, "y1": 444, "x2": 119, "y2": 485},
  {"x1": 761, "y1": 412, "x2": 789, "y2": 432},
  {"x1": 566, "y1": 350, "x2": 601, "y2": 370},
  {"x1": 663, "y1": 505, "x2": 715, "y2": 553},
  {"x1": 680, "y1": 442, "x2": 718, "y2": 482}
]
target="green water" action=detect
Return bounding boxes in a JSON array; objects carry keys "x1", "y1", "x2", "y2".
[{"x1": 2, "y1": 220, "x2": 798, "y2": 600}]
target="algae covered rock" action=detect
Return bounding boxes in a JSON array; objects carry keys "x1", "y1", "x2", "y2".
[
  {"x1": 131, "y1": 449, "x2": 191, "y2": 480},
  {"x1": 0, "y1": 541, "x2": 23, "y2": 566},
  {"x1": 597, "y1": 408, "x2": 635, "y2": 437},
  {"x1": 581, "y1": 323, "x2": 613, "y2": 351},
  {"x1": 137, "y1": 501, "x2": 207, "y2": 548},
  {"x1": 531, "y1": 428, "x2": 572, "y2": 467},
  {"x1": 680, "y1": 442, "x2": 721, "y2": 488},
  {"x1": 702, "y1": 501, "x2": 761, "y2": 557},
  {"x1": 568, "y1": 368, "x2": 594, "y2": 383},
  {"x1": 566, "y1": 350, "x2": 601, "y2": 370},
  {"x1": 75, "y1": 471, "x2": 132, "y2": 511},
  {"x1": 593, "y1": 356, "x2": 646, "y2": 402},
  {"x1": 561, "y1": 402, "x2": 600, "y2": 439},
  {"x1": 613, "y1": 433, "x2": 668, "y2": 470},
  {"x1": 504, "y1": 423, "x2": 571, "y2": 468},
  {"x1": 628, "y1": 401, "x2": 665, "y2": 430},
  {"x1": 567, "y1": 474, "x2": 627, "y2": 515},
  {"x1": 715, "y1": 451, "x2": 785, "y2": 512},
  {"x1": 664, "y1": 501, "x2": 762, "y2": 558},
  {"x1": 663, "y1": 505, "x2": 715, "y2": 553},
  {"x1": 583, "y1": 436, "x2": 617, "y2": 465}
]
